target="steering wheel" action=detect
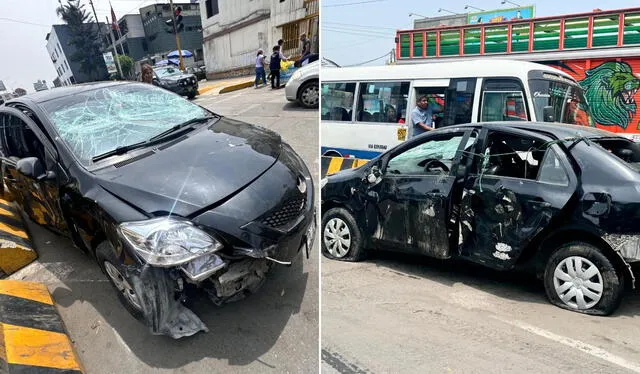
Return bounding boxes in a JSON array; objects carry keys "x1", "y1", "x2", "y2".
[{"x1": 422, "y1": 159, "x2": 449, "y2": 173}]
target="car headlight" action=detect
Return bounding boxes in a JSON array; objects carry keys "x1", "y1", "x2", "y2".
[
  {"x1": 320, "y1": 177, "x2": 328, "y2": 189},
  {"x1": 119, "y1": 217, "x2": 223, "y2": 267},
  {"x1": 291, "y1": 70, "x2": 303, "y2": 81}
]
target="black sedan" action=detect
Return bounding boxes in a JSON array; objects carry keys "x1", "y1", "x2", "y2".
[
  {"x1": 321, "y1": 122, "x2": 640, "y2": 316},
  {"x1": 152, "y1": 66, "x2": 199, "y2": 99},
  {"x1": 0, "y1": 82, "x2": 315, "y2": 338}
]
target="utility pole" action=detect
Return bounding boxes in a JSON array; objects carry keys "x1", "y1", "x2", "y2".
[
  {"x1": 168, "y1": 0, "x2": 185, "y2": 70},
  {"x1": 106, "y1": 16, "x2": 123, "y2": 78}
]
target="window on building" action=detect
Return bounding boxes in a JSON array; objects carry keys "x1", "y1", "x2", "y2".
[
  {"x1": 64, "y1": 60, "x2": 69, "y2": 71},
  {"x1": 205, "y1": 0, "x2": 219, "y2": 18},
  {"x1": 282, "y1": 22, "x2": 300, "y2": 51}
]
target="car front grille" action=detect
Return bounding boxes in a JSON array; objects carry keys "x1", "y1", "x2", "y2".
[{"x1": 261, "y1": 196, "x2": 306, "y2": 228}]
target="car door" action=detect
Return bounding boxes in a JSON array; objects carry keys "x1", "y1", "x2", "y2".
[
  {"x1": 0, "y1": 107, "x2": 67, "y2": 233},
  {"x1": 458, "y1": 127, "x2": 577, "y2": 269},
  {"x1": 366, "y1": 129, "x2": 476, "y2": 258}
]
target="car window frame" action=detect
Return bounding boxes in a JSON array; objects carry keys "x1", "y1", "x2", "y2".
[
  {"x1": 473, "y1": 126, "x2": 577, "y2": 188},
  {"x1": 381, "y1": 127, "x2": 475, "y2": 177},
  {"x1": 0, "y1": 106, "x2": 58, "y2": 163}
]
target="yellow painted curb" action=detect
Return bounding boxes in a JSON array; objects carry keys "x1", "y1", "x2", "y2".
[
  {"x1": 0, "y1": 199, "x2": 36, "y2": 277},
  {"x1": 0, "y1": 280, "x2": 84, "y2": 373},
  {"x1": 321, "y1": 156, "x2": 370, "y2": 177},
  {"x1": 197, "y1": 85, "x2": 215, "y2": 95},
  {"x1": 219, "y1": 81, "x2": 254, "y2": 94}
]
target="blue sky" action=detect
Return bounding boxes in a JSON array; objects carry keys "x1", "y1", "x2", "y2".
[{"x1": 321, "y1": 0, "x2": 640, "y2": 67}]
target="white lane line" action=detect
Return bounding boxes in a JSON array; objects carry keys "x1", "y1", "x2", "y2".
[{"x1": 492, "y1": 316, "x2": 640, "y2": 373}]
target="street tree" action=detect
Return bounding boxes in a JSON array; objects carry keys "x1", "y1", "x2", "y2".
[
  {"x1": 116, "y1": 55, "x2": 135, "y2": 79},
  {"x1": 56, "y1": 0, "x2": 107, "y2": 82}
]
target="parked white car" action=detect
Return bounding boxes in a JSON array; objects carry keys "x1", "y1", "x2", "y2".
[{"x1": 285, "y1": 61, "x2": 319, "y2": 108}]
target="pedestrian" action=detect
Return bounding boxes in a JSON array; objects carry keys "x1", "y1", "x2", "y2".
[
  {"x1": 141, "y1": 64, "x2": 154, "y2": 84},
  {"x1": 300, "y1": 33, "x2": 311, "y2": 58},
  {"x1": 411, "y1": 95, "x2": 442, "y2": 137},
  {"x1": 270, "y1": 45, "x2": 289, "y2": 89},
  {"x1": 255, "y1": 49, "x2": 267, "y2": 88}
]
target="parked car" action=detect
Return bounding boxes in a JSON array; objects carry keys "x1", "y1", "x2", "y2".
[
  {"x1": 152, "y1": 66, "x2": 199, "y2": 99},
  {"x1": 0, "y1": 82, "x2": 315, "y2": 338},
  {"x1": 285, "y1": 60, "x2": 319, "y2": 109},
  {"x1": 321, "y1": 121, "x2": 640, "y2": 316},
  {"x1": 186, "y1": 66, "x2": 207, "y2": 81}
]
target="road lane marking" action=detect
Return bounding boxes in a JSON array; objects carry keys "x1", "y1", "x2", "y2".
[{"x1": 493, "y1": 316, "x2": 640, "y2": 373}]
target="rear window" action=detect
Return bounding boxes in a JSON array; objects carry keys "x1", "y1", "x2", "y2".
[{"x1": 591, "y1": 138, "x2": 640, "y2": 171}]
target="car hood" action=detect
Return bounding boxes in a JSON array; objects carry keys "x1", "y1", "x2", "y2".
[
  {"x1": 161, "y1": 73, "x2": 195, "y2": 82},
  {"x1": 94, "y1": 117, "x2": 282, "y2": 217}
]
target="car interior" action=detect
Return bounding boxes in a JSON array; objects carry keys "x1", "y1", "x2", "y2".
[
  {"x1": 481, "y1": 132, "x2": 546, "y2": 180},
  {"x1": 593, "y1": 138, "x2": 640, "y2": 171}
]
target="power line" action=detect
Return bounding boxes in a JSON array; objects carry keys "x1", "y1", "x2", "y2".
[
  {"x1": 344, "y1": 51, "x2": 392, "y2": 67},
  {"x1": 324, "y1": 27, "x2": 392, "y2": 38},
  {"x1": 323, "y1": 0, "x2": 387, "y2": 8},
  {"x1": 323, "y1": 36, "x2": 388, "y2": 51},
  {"x1": 0, "y1": 17, "x2": 51, "y2": 28},
  {"x1": 323, "y1": 21, "x2": 397, "y2": 30}
]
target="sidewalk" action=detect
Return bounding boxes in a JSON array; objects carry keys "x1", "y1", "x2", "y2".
[{"x1": 197, "y1": 75, "x2": 254, "y2": 96}]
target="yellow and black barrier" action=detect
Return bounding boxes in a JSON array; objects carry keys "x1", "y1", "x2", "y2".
[
  {"x1": 0, "y1": 280, "x2": 83, "y2": 373},
  {"x1": 321, "y1": 156, "x2": 370, "y2": 178},
  {"x1": 0, "y1": 198, "x2": 36, "y2": 278}
]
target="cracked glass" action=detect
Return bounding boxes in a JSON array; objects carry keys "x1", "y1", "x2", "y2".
[{"x1": 41, "y1": 83, "x2": 208, "y2": 165}]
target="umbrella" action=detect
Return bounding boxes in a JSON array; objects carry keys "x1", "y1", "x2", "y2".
[
  {"x1": 155, "y1": 59, "x2": 180, "y2": 66},
  {"x1": 167, "y1": 50, "x2": 193, "y2": 58}
]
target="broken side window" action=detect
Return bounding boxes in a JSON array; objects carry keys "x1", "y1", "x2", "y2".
[
  {"x1": 538, "y1": 148, "x2": 570, "y2": 186},
  {"x1": 590, "y1": 138, "x2": 640, "y2": 172},
  {"x1": 480, "y1": 131, "x2": 548, "y2": 180},
  {"x1": 386, "y1": 132, "x2": 466, "y2": 176}
]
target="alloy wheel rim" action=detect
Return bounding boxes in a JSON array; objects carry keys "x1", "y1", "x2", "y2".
[
  {"x1": 104, "y1": 261, "x2": 142, "y2": 311},
  {"x1": 302, "y1": 85, "x2": 319, "y2": 106},
  {"x1": 553, "y1": 256, "x2": 603, "y2": 310},
  {"x1": 324, "y1": 217, "x2": 351, "y2": 258}
]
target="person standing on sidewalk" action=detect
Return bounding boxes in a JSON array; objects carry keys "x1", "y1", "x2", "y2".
[
  {"x1": 270, "y1": 45, "x2": 288, "y2": 89},
  {"x1": 255, "y1": 49, "x2": 267, "y2": 88}
]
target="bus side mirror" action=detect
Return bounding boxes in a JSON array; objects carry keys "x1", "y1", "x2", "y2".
[{"x1": 543, "y1": 106, "x2": 555, "y2": 122}]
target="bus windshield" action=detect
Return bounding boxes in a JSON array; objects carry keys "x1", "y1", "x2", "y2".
[{"x1": 529, "y1": 78, "x2": 595, "y2": 127}]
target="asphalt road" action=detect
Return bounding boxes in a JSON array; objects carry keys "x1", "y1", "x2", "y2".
[
  {"x1": 321, "y1": 251, "x2": 640, "y2": 373},
  {"x1": 11, "y1": 85, "x2": 319, "y2": 374}
]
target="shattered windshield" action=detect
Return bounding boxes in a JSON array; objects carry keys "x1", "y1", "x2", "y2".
[
  {"x1": 529, "y1": 79, "x2": 595, "y2": 127},
  {"x1": 41, "y1": 83, "x2": 209, "y2": 165},
  {"x1": 155, "y1": 67, "x2": 183, "y2": 78}
]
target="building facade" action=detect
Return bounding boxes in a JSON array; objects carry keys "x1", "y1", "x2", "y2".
[
  {"x1": 112, "y1": 14, "x2": 148, "y2": 61},
  {"x1": 199, "y1": 0, "x2": 319, "y2": 79},
  {"x1": 46, "y1": 23, "x2": 109, "y2": 86},
  {"x1": 139, "y1": 2, "x2": 204, "y2": 62}
]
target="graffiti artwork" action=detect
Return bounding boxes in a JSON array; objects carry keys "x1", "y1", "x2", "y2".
[{"x1": 548, "y1": 59, "x2": 640, "y2": 137}]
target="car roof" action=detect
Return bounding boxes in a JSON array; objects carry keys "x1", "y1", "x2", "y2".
[
  {"x1": 6, "y1": 81, "x2": 134, "y2": 105},
  {"x1": 452, "y1": 121, "x2": 618, "y2": 139}
]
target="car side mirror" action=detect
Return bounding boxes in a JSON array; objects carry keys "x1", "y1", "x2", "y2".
[
  {"x1": 152, "y1": 78, "x2": 161, "y2": 86},
  {"x1": 542, "y1": 106, "x2": 555, "y2": 122},
  {"x1": 16, "y1": 157, "x2": 55, "y2": 181}
]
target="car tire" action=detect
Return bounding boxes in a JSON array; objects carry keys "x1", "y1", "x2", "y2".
[
  {"x1": 188, "y1": 91, "x2": 197, "y2": 99},
  {"x1": 321, "y1": 207, "x2": 365, "y2": 262},
  {"x1": 297, "y1": 81, "x2": 319, "y2": 109},
  {"x1": 543, "y1": 241, "x2": 624, "y2": 316},
  {"x1": 96, "y1": 241, "x2": 145, "y2": 321}
]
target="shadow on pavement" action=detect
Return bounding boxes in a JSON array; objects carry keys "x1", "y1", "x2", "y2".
[
  {"x1": 281, "y1": 102, "x2": 314, "y2": 112},
  {"x1": 28, "y1": 218, "x2": 310, "y2": 369},
  {"x1": 361, "y1": 250, "x2": 640, "y2": 316}
]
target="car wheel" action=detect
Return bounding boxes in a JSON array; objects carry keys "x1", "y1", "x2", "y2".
[
  {"x1": 543, "y1": 241, "x2": 624, "y2": 315},
  {"x1": 298, "y1": 81, "x2": 319, "y2": 109},
  {"x1": 96, "y1": 241, "x2": 145, "y2": 321},
  {"x1": 321, "y1": 207, "x2": 365, "y2": 261},
  {"x1": 188, "y1": 91, "x2": 197, "y2": 99}
]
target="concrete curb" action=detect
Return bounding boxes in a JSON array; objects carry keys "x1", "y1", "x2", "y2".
[
  {"x1": 321, "y1": 156, "x2": 370, "y2": 178},
  {"x1": 0, "y1": 199, "x2": 36, "y2": 278},
  {"x1": 0, "y1": 280, "x2": 84, "y2": 373},
  {"x1": 197, "y1": 85, "x2": 216, "y2": 95},
  {"x1": 219, "y1": 81, "x2": 254, "y2": 94}
]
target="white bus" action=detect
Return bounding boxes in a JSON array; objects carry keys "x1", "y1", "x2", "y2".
[{"x1": 320, "y1": 59, "x2": 594, "y2": 159}]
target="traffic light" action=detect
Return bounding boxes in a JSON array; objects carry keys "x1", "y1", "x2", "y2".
[{"x1": 166, "y1": 7, "x2": 184, "y2": 33}]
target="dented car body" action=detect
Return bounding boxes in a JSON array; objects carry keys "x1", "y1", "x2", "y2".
[
  {"x1": 321, "y1": 122, "x2": 640, "y2": 315},
  {"x1": 0, "y1": 82, "x2": 315, "y2": 338}
]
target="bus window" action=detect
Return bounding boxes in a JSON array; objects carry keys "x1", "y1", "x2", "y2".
[
  {"x1": 443, "y1": 78, "x2": 476, "y2": 126},
  {"x1": 529, "y1": 78, "x2": 595, "y2": 127},
  {"x1": 480, "y1": 79, "x2": 528, "y2": 122},
  {"x1": 321, "y1": 82, "x2": 356, "y2": 121},
  {"x1": 356, "y1": 82, "x2": 410, "y2": 124}
]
